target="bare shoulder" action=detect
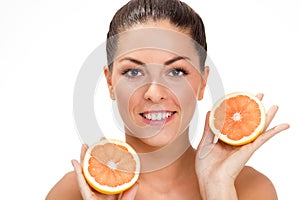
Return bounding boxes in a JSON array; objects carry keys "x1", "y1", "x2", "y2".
[
  {"x1": 46, "y1": 171, "x2": 82, "y2": 200},
  {"x1": 235, "y1": 166, "x2": 278, "y2": 200}
]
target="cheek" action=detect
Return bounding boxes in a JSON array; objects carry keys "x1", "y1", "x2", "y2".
[
  {"x1": 114, "y1": 83, "x2": 132, "y2": 116},
  {"x1": 177, "y1": 88, "x2": 197, "y2": 116},
  {"x1": 170, "y1": 79, "x2": 198, "y2": 127},
  {"x1": 169, "y1": 76, "x2": 199, "y2": 104},
  {"x1": 113, "y1": 78, "x2": 144, "y2": 124}
]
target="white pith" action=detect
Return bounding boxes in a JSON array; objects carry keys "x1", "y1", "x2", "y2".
[
  {"x1": 209, "y1": 92, "x2": 266, "y2": 146},
  {"x1": 107, "y1": 160, "x2": 117, "y2": 170},
  {"x1": 83, "y1": 139, "x2": 140, "y2": 194},
  {"x1": 232, "y1": 112, "x2": 242, "y2": 121}
]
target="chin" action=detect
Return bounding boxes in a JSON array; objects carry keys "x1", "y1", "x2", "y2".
[
  {"x1": 124, "y1": 116, "x2": 188, "y2": 150},
  {"x1": 140, "y1": 131, "x2": 179, "y2": 149}
]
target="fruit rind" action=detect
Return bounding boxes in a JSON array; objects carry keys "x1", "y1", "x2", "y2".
[
  {"x1": 209, "y1": 92, "x2": 266, "y2": 146},
  {"x1": 83, "y1": 138, "x2": 140, "y2": 194}
]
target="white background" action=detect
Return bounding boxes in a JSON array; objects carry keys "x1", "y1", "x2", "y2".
[{"x1": 0, "y1": 0, "x2": 299, "y2": 199}]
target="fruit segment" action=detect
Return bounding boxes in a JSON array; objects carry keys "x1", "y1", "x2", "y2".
[
  {"x1": 83, "y1": 139, "x2": 140, "y2": 194},
  {"x1": 88, "y1": 143, "x2": 136, "y2": 187},
  {"x1": 209, "y1": 92, "x2": 266, "y2": 146},
  {"x1": 214, "y1": 95, "x2": 262, "y2": 140}
]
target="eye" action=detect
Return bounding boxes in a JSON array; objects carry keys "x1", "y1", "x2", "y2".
[
  {"x1": 122, "y1": 68, "x2": 143, "y2": 78},
  {"x1": 167, "y1": 67, "x2": 189, "y2": 77}
]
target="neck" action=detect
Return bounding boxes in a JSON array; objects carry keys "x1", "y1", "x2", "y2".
[
  {"x1": 138, "y1": 146, "x2": 199, "y2": 199},
  {"x1": 125, "y1": 130, "x2": 199, "y2": 193},
  {"x1": 140, "y1": 145, "x2": 196, "y2": 181},
  {"x1": 126, "y1": 129, "x2": 193, "y2": 173}
]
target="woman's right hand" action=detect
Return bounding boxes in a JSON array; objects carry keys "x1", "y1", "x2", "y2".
[{"x1": 71, "y1": 145, "x2": 139, "y2": 200}]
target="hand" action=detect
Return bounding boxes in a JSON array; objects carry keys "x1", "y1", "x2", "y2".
[
  {"x1": 195, "y1": 93, "x2": 290, "y2": 200},
  {"x1": 71, "y1": 145, "x2": 139, "y2": 200}
]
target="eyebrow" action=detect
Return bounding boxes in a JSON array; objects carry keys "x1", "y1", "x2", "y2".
[{"x1": 118, "y1": 56, "x2": 191, "y2": 66}]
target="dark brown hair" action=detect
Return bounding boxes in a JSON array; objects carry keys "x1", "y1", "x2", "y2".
[{"x1": 106, "y1": 0, "x2": 207, "y2": 71}]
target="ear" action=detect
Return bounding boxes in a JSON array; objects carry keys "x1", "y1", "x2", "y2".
[
  {"x1": 104, "y1": 66, "x2": 115, "y2": 100},
  {"x1": 197, "y1": 66, "x2": 209, "y2": 100}
]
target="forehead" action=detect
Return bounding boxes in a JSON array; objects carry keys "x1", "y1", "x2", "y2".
[
  {"x1": 115, "y1": 49, "x2": 191, "y2": 65},
  {"x1": 113, "y1": 27, "x2": 199, "y2": 66}
]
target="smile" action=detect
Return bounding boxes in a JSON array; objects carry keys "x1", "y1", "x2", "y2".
[{"x1": 140, "y1": 111, "x2": 176, "y2": 121}]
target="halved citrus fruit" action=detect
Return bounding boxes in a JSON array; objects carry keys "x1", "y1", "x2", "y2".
[
  {"x1": 209, "y1": 92, "x2": 266, "y2": 146},
  {"x1": 83, "y1": 138, "x2": 140, "y2": 194}
]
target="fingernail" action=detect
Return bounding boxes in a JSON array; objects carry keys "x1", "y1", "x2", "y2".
[
  {"x1": 81, "y1": 144, "x2": 88, "y2": 152},
  {"x1": 71, "y1": 160, "x2": 76, "y2": 168},
  {"x1": 213, "y1": 135, "x2": 218, "y2": 144},
  {"x1": 71, "y1": 160, "x2": 79, "y2": 171}
]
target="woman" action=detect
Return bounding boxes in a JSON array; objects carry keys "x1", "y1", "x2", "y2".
[{"x1": 46, "y1": 0, "x2": 289, "y2": 199}]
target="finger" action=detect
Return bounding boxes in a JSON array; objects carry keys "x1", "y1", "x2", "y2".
[
  {"x1": 80, "y1": 144, "x2": 89, "y2": 164},
  {"x1": 231, "y1": 123, "x2": 290, "y2": 170},
  {"x1": 251, "y1": 123, "x2": 290, "y2": 150},
  {"x1": 119, "y1": 183, "x2": 139, "y2": 200},
  {"x1": 255, "y1": 93, "x2": 264, "y2": 101},
  {"x1": 198, "y1": 111, "x2": 215, "y2": 149},
  {"x1": 197, "y1": 111, "x2": 217, "y2": 159},
  {"x1": 71, "y1": 159, "x2": 94, "y2": 200},
  {"x1": 263, "y1": 105, "x2": 278, "y2": 131}
]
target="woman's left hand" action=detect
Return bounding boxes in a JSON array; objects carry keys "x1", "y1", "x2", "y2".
[{"x1": 195, "y1": 94, "x2": 290, "y2": 200}]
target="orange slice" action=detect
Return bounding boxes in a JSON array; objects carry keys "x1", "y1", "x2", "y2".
[
  {"x1": 209, "y1": 92, "x2": 266, "y2": 146},
  {"x1": 83, "y1": 139, "x2": 140, "y2": 194}
]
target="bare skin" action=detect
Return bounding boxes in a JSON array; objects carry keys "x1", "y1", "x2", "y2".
[
  {"x1": 46, "y1": 99, "x2": 288, "y2": 200},
  {"x1": 46, "y1": 20, "x2": 290, "y2": 200},
  {"x1": 46, "y1": 146, "x2": 280, "y2": 200}
]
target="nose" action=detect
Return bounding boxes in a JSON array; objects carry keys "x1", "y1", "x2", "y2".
[{"x1": 144, "y1": 83, "x2": 167, "y2": 103}]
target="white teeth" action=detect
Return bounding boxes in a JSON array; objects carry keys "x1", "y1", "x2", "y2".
[
  {"x1": 157, "y1": 113, "x2": 162, "y2": 120},
  {"x1": 142, "y1": 112, "x2": 174, "y2": 120}
]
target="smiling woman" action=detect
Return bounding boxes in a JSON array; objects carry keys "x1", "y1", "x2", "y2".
[
  {"x1": 106, "y1": 47, "x2": 206, "y2": 149},
  {"x1": 45, "y1": 0, "x2": 290, "y2": 199}
]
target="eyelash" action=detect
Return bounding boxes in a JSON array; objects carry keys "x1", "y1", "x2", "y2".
[
  {"x1": 121, "y1": 68, "x2": 143, "y2": 78},
  {"x1": 120, "y1": 66, "x2": 189, "y2": 79},
  {"x1": 168, "y1": 67, "x2": 189, "y2": 77}
]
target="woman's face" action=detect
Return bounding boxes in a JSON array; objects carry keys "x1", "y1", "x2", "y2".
[{"x1": 105, "y1": 21, "x2": 209, "y2": 149}]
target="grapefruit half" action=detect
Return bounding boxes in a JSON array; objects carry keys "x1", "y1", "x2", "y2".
[
  {"x1": 209, "y1": 92, "x2": 266, "y2": 146},
  {"x1": 83, "y1": 139, "x2": 140, "y2": 194}
]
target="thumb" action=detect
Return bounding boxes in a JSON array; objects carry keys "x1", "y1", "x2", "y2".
[
  {"x1": 197, "y1": 111, "x2": 218, "y2": 159},
  {"x1": 120, "y1": 183, "x2": 139, "y2": 200},
  {"x1": 197, "y1": 111, "x2": 217, "y2": 150},
  {"x1": 80, "y1": 144, "x2": 89, "y2": 164}
]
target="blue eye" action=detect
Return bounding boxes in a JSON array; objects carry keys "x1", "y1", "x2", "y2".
[
  {"x1": 122, "y1": 68, "x2": 143, "y2": 78},
  {"x1": 168, "y1": 68, "x2": 188, "y2": 77}
]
